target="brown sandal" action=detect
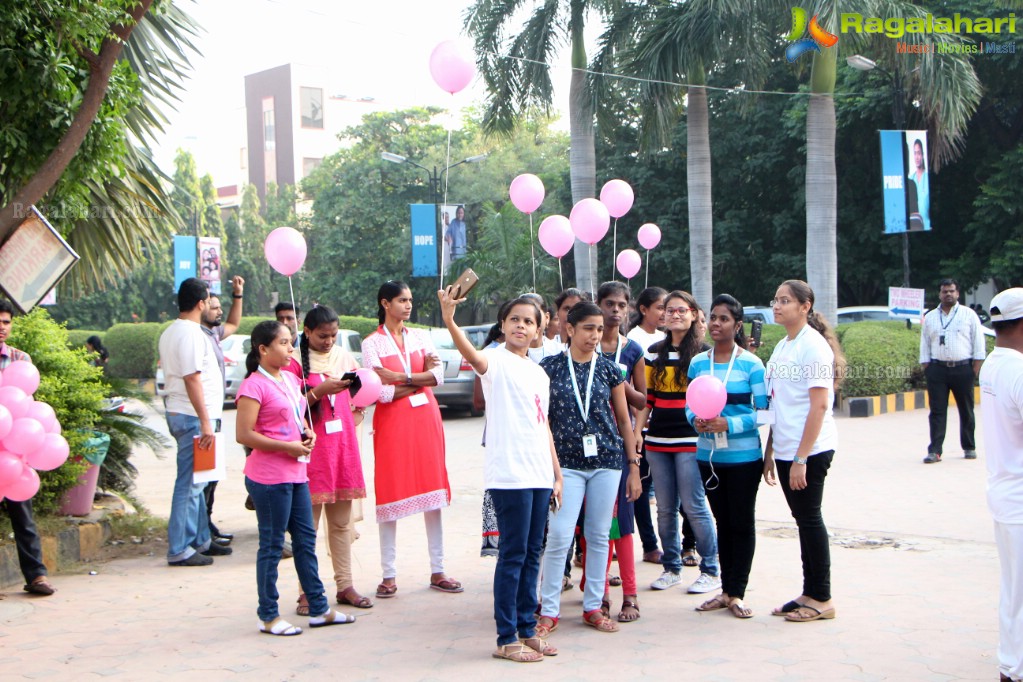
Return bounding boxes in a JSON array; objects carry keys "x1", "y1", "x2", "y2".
[
  {"x1": 583, "y1": 608, "x2": 620, "y2": 633},
  {"x1": 617, "y1": 599, "x2": 640, "y2": 622},
  {"x1": 375, "y1": 581, "x2": 398, "y2": 599},
  {"x1": 521, "y1": 635, "x2": 558, "y2": 656},
  {"x1": 295, "y1": 593, "x2": 309, "y2": 616},
  {"x1": 24, "y1": 576, "x2": 56, "y2": 596},
  {"x1": 535, "y1": 615, "x2": 558, "y2": 638},
  {"x1": 337, "y1": 586, "x2": 374, "y2": 608},
  {"x1": 492, "y1": 642, "x2": 543, "y2": 662}
]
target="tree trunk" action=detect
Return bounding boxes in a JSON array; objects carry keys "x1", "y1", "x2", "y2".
[
  {"x1": 0, "y1": 0, "x2": 154, "y2": 243},
  {"x1": 687, "y1": 84, "x2": 713, "y2": 313},
  {"x1": 568, "y1": 1, "x2": 597, "y2": 296},
  {"x1": 805, "y1": 49, "x2": 838, "y2": 326}
]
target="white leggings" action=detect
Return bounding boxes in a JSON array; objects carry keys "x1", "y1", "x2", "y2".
[
  {"x1": 379, "y1": 509, "x2": 444, "y2": 579},
  {"x1": 996, "y1": 521, "x2": 1023, "y2": 682}
]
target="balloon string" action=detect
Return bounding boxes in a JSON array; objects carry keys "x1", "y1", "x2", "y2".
[
  {"x1": 645, "y1": 250, "x2": 649, "y2": 289},
  {"x1": 440, "y1": 123, "x2": 452, "y2": 290},
  {"x1": 529, "y1": 213, "x2": 536, "y2": 292},
  {"x1": 612, "y1": 218, "x2": 618, "y2": 281},
  {"x1": 287, "y1": 275, "x2": 315, "y2": 428},
  {"x1": 588, "y1": 243, "x2": 594, "y2": 300},
  {"x1": 558, "y1": 257, "x2": 563, "y2": 292}
]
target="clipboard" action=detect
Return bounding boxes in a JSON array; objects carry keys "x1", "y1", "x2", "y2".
[{"x1": 193, "y1": 433, "x2": 226, "y2": 484}]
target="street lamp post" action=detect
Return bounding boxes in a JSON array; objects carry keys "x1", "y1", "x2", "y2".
[{"x1": 847, "y1": 54, "x2": 911, "y2": 287}]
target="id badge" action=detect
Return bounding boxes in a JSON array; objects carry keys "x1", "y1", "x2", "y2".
[
  {"x1": 409, "y1": 392, "x2": 429, "y2": 408},
  {"x1": 324, "y1": 419, "x2": 344, "y2": 435},
  {"x1": 617, "y1": 363, "x2": 628, "y2": 379},
  {"x1": 714, "y1": 431, "x2": 729, "y2": 449},
  {"x1": 582, "y1": 434, "x2": 598, "y2": 458},
  {"x1": 756, "y1": 410, "x2": 776, "y2": 426},
  {"x1": 297, "y1": 454, "x2": 311, "y2": 463}
]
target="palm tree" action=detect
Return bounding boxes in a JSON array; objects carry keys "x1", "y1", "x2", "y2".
[{"x1": 464, "y1": 0, "x2": 609, "y2": 292}]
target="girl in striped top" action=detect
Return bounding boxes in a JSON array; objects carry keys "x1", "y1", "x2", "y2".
[
  {"x1": 686, "y1": 294, "x2": 768, "y2": 618},
  {"x1": 634, "y1": 290, "x2": 721, "y2": 595}
]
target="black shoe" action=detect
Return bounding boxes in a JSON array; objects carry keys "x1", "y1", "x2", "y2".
[
  {"x1": 923, "y1": 452, "x2": 942, "y2": 463},
  {"x1": 202, "y1": 542, "x2": 233, "y2": 556},
  {"x1": 169, "y1": 553, "x2": 214, "y2": 567},
  {"x1": 245, "y1": 495, "x2": 255, "y2": 511},
  {"x1": 964, "y1": 450, "x2": 977, "y2": 460},
  {"x1": 213, "y1": 535, "x2": 232, "y2": 547}
]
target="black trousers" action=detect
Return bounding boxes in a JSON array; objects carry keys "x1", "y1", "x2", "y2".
[
  {"x1": 925, "y1": 363, "x2": 976, "y2": 454},
  {"x1": 777, "y1": 451, "x2": 834, "y2": 602},
  {"x1": 1, "y1": 498, "x2": 47, "y2": 583},
  {"x1": 699, "y1": 459, "x2": 762, "y2": 599},
  {"x1": 634, "y1": 456, "x2": 660, "y2": 554}
]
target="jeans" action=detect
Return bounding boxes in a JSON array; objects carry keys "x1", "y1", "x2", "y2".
[
  {"x1": 540, "y1": 468, "x2": 620, "y2": 615},
  {"x1": 634, "y1": 455, "x2": 660, "y2": 554},
  {"x1": 165, "y1": 412, "x2": 212, "y2": 562},
  {"x1": 925, "y1": 363, "x2": 976, "y2": 453},
  {"x1": 699, "y1": 460, "x2": 762, "y2": 599},
  {"x1": 646, "y1": 450, "x2": 719, "y2": 576},
  {"x1": 245, "y1": 477, "x2": 328, "y2": 622},
  {"x1": 777, "y1": 450, "x2": 834, "y2": 602},
  {"x1": 490, "y1": 488, "x2": 551, "y2": 646},
  {"x1": 0, "y1": 498, "x2": 46, "y2": 582}
]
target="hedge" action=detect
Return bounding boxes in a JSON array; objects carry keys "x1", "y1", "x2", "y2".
[
  {"x1": 839, "y1": 321, "x2": 923, "y2": 397},
  {"x1": 105, "y1": 323, "x2": 163, "y2": 378}
]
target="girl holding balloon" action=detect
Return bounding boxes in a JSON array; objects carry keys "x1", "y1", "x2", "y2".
[{"x1": 686, "y1": 294, "x2": 768, "y2": 618}]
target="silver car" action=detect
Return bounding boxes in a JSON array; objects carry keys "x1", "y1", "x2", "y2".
[{"x1": 428, "y1": 327, "x2": 481, "y2": 415}]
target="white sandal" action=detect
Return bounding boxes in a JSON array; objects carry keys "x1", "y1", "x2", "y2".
[
  {"x1": 309, "y1": 609, "x2": 357, "y2": 627},
  {"x1": 259, "y1": 617, "x2": 302, "y2": 636}
]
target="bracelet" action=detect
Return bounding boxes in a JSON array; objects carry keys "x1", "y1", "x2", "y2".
[
  {"x1": 792, "y1": 455, "x2": 809, "y2": 465},
  {"x1": 232, "y1": 294, "x2": 243, "y2": 299}
]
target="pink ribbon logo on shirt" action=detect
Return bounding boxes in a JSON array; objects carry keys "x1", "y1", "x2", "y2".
[{"x1": 535, "y1": 394, "x2": 545, "y2": 424}]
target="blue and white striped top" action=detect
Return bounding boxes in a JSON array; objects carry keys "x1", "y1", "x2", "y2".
[{"x1": 685, "y1": 347, "x2": 769, "y2": 464}]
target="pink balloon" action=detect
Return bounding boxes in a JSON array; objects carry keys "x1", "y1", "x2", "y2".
[
  {"x1": 509, "y1": 174, "x2": 545, "y2": 214},
  {"x1": 600, "y1": 179, "x2": 635, "y2": 218},
  {"x1": 429, "y1": 40, "x2": 475, "y2": 95},
  {"x1": 538, "y1": 215, "x2": 574, "y2": 258},
  {"x1": 638, "y1": 223, "x2": 662, "y2": 250},
  {"x1": 0, "y1": 404, "x2": 11, "y2": 442},
  {"x1": 687, "y1": 375, "x2": 728, "y2": 420},
  {"x1": 47, "y1": 419, "x2": 62, "y2": 435},
  {"x1": 616, "y1": 249, "x2": 642, "y2": 279},
  {"x1": 2, "y1": 465, "x2": 40, "y2": 502},
  {"x1": 0, "y1": 386, "x2": 30, "y2": 420},
  {"x1": 1, "y1": 361, "x2": 39, "y2": 396},
  {"x1": 351, "y1": 368, "x2": 383, "y2": 408},
  {"x1": 26, "y1": 433, "x2": 69, "y2": 472},
  {"x1": 3, "y1": 417, "x2": 46, "y2": 456},
  {"x1": 264, "y1": 226, "x2": 307, "y2": 277},
  {"x1": 24, "y1": 401, "x2": 57, "y2": 434},
  {"x1": 569, "y1": 198, "x2": 611, "y2": 245},
  {"x1": 0, "y1": 450, "x2": 22, "y2": 488}
]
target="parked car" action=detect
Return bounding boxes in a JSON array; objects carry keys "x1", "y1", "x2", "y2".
[
  {"x1": 428, "y1": 327, "x2": 481, "y2": 415},
  {"x1": 742, "y1": 306, "x2": 776, "y2": 325},
  {"x1": 157, "y1": 333, "x2": 250, "y2": 405},
  {"x1": 460, "y1": 323, "x2": 495, "y2": 349},
  {"x1": 336, "y1": 328, "x2": 363, "y2": 366},
  {"x1": 835, "y1": 306, "x2": 908, "y2": 324}
]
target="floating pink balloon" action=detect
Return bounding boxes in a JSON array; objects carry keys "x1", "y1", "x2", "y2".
[
  {"x1": 351, "y1": 368, "x2": 383, "y2": 408},
  {"x1": 638, "y1": 223, "x2": 662, "y2": 250},
  {"x1": 616, "y1": 249, "x2": 642, "y2": 279},
  {"x1": 687, "y1": 375, "x2": 728, "y2": 419},
  {"x1": 26, "y1": 433, "x2": 69, "y2": 472},
  {"x1": 264, "y1": 226, "x2": 307, "y2": 277},
  {"x1": 429, "y1": 40, "x2": 475, "y2": 95},
  {"x1": 509, "y1": 174, "x2": 545, "y2": 214},
  {"x1": 0, "y1": 386, "x2": 30, "y2": 420},
  {"x1": 538, "y1": 215, "x2": 574, "y2": 258},
  {"x1": 0, "y1": 404, "x2": 11, "y2": 442},
  {"x1": 3, "y1": 417, "x2": 45, "y2": 456},
  {"x1": 600, "y1": 179, "x2": 635, "y2": 218},
  {"x1": 0, "y1": 450, "x2": 22, "y2": 488},
  {"x1": 2, "y1": 465, "x2": 40, "y2": 502},
  {"x1": 2, "y1": 361, "x2": 40, "y2": 396},
  {"x1": 25, "y1": 401, "x2": 57, "y2": 434},
  {"x1": 569, "y1": 198, "x2": 611, "y2": 245}
]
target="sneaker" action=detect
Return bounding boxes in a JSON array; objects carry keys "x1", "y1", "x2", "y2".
[
  {"x1": 650, "y1": 571, "x2": 682, "y2": 590},
  {"x1": 923, "y1": 452, "x2": 942, "y2": 464},
  {"x1": 964, "y1": 450, "x2": 977, "y2": 460},
  {"x1": 169, "y1": 553, "x2": 213, "y2": 567},
  {"x1": 202, "y1": 542, "x2": 233, "y2": 556},
  {"x1": 687, "y1": 573, "x2": 722, "y2": 594}
]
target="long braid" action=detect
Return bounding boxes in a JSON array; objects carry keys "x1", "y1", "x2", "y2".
[{"x1": 300, "y1": 332, "x2": 318, "y2": 420}]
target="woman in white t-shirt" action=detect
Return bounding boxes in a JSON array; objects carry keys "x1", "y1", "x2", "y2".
[
  {"x1": 763, "y1": 279, "x2": 846, "y2": 623},
  {"x1": 439, "y1": 287, "x2": 563, "y2": 664}
]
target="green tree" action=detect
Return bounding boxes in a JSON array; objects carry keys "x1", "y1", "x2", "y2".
[{"x1": 200, "y1": 174, "x2": 223, "y2": 241}]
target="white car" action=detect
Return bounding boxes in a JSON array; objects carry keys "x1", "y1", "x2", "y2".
[{"x1": 836, "y1": 305, "x2": 994, "y2": 337}]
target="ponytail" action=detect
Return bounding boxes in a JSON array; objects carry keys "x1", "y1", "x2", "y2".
[
  {"x1": 246, "y1": 320, "x2": 284, "y2": 377},
  {"x1": 807, "y1": 310, "x2": 846, "y2": 388}
]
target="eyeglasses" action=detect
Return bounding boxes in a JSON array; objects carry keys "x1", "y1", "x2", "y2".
[
  {"x1": 770, "y1": 298, "x2": 794, "y2": 307},
  {"x1": 665, "y1": 307, "x2": 692, "y2": 317}
]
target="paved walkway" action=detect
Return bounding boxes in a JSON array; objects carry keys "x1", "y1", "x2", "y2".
[{"x1": 0, "y1": 403, "x2": 1001, "y2": 680}]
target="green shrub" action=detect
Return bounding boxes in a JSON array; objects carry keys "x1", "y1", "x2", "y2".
[
  {"x1": 105, "y1": 323, "x2": 163, "y2": 378},
  {"x1": 743, "y1": 323, "x2": 788, "y2": 359},
  {"x1": 838, "y1": 321, "x2": 922, "y2": 397},
  {"x1": 339, "y1": 315, "x2": 382, "y2": 338},
  {"x1": 67, "y1": 329, "x2": 104, "y2": 349},
  {"x1": 234, "y1": 315, "x2": 270, "y2": 336}
]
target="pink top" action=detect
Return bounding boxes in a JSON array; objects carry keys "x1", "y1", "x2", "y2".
[{"x1": 237, "y1": 370, "x2": 309, "y2": 485}]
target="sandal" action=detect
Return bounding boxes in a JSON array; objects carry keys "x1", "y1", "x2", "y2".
[
  {"x1": 260, "y1": 617, "x2": 302, "y2": 636},
  {"x1": 617, "y1": 599, "x2": 640, "y2": 622},
  {"x1": 430, "y1": 577, "x2": 464, "y2": 593},
  {"x1": 24, "y1": 576, "x2": 56, "y2": 596},
  {"x1": 728, "y1": 599, "x2": 754, "y2": 619},
  {"x1": 681, "y1": 549, "x2": 699, "y2": 567},
  {"x1": 492, "y1": 642, "x2": 543, "y2": 663},
  {"x1": 771, "y1": 599, "x2": 805, "y2": 617},
  {"x1": 561, "y1": 575, "x2": 574, "y2": 592},
  {"x1": 337, "y1": 587, "x2": 374, "y2": 609},
  {"x1": 642, "y1": 550, "x2": 663, "y2": 564},
  {"x1": 376, "y1": 581, "x2": 398, "y2": 599},
  {"x1": 695, "y1": 594, "x2": 730, "y2": 612},
  {"x1": 309, "y1": 609, "x2": 357, "y2": 627},
  {"x1": 583, "y1": 608, "x2": 620, "y2": 633},
  {"x1": 785, "y1": 605, "x2": 836, "y2": 622},
  {"x1": 521, "y1": 636, "x2": 558, "y2": 656},
  {"x1": 608, "y1": 574, "x2": 622, "y2": 587},
  {"x1": 295, "y1": 593, "x2": 309, "y2": 616},
  {"x1": 600, "y1": 596, "x2": 612, "y2": 619},
  {"x1": 535, "y1": 615, "x2": 558, "y2": 638}
]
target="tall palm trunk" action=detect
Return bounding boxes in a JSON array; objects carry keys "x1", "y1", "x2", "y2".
[
  {"x1": 568, "y1": 0, "x2": 597, "y2": 294},
  {"x1": 805, "y1": 49, "x2": 837, "y2": 326},
  {"x1": 687, "y1": 81, "x2": 713, "y2": 312}
]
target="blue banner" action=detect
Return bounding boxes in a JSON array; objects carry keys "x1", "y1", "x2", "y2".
[
  {"x1": 880, "y1": 131, "x2": 907, "y2": 234},
  {"x1": 410, "y1": 204, "x2": 438, "y2": 278},
  {"x1": 880, "y1": 130, "x2": 931, "y2": 234},
  {"x1": 173, "y1": 235, "x2": 197, "y2": 289}
]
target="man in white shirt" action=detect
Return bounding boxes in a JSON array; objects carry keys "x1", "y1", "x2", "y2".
[
  {"x1": 978, "y1": 288, "x2": 1023, "y2": 682},
  {"x1": 919, "y1": 278, "x2": 987, "y2": 463},
  {"x1": 158, "y1": 278, "x2": 228, "y2": 566}
]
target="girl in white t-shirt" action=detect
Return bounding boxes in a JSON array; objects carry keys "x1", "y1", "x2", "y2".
[
  {"x1": 763, "y1": 279, "x2": 846, "y2": 624},
  {"x1": 439, "y1": 288, "x2": 563, "y2": 664}
]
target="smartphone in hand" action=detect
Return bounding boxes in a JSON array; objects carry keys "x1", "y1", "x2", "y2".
[
  {"x1": 447, "y1": 268, "x2": 480, "y2": 299},
  {"x1": 750, "y1": 320, "x2": 764, "y2": 348}
]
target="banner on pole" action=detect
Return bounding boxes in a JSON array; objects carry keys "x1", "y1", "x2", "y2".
[
  {"x1": 198, "y1": 236, "x2": 222, "y2": 295},
  {"x1": 173, "y1": 235, "x2": 197, "y2": 290},
  {"x1": 411, "y1": 203, "x2": 438, "y2": 278},
  {"x1": 880, "y1": 130, "x2": 930, "y2": 234}
]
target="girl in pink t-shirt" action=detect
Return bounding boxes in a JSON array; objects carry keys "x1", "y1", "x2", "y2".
[{"x1": 236, "y1": 320, "x2": 355, "y2": 636}]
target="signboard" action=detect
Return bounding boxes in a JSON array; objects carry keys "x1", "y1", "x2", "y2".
[
  {"x1": 198, "y1": 236, "x2": 222, "y2": 295},
  {"x1": 888, "y1": 286, "x2": 925, "y2": 321},
  {"x1": 173, "y1": 235, "x2": 197, "y2": 290},
  {"x1": 880, "y1": 130, "x2": 931, "y2": 234},
  {"x1": 410, "y1": 203, "x2": 438, "y2": 278},
  {"x1": 0, "y1": 206, "x2": 79, "y2": 313}
]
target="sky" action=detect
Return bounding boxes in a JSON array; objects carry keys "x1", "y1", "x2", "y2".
[{"x1": 153, "y1": 0, "x2": 573, "y2": 185}]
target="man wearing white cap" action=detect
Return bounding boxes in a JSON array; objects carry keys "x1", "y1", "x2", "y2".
[{"x1": 979, "y1": 287, "x2": 1023, "y2": 682}]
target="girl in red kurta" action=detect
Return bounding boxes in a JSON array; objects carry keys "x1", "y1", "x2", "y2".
[{"x1": 361, "y1": 280, "x2": 461, "y2": 598}]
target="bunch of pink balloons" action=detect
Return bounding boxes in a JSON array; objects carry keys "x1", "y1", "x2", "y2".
[{"x1": 0, "y1": 361, "x2": 70, "y2": 502}]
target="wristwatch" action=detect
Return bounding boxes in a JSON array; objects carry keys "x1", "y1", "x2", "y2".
[
  {"x1": 792, "y1": 455, "x2": 809, "y2": 465},
  {"x1": 404, "y1": 373, "x2": 413, "y2": 385},
  {"x1": 628, "y1": 457, "x2": 642, "y2": 466}
]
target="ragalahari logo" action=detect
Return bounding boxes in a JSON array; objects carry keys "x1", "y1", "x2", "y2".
[{"x1": 785, "y1": 7, "x2": 839, "y2": 61}]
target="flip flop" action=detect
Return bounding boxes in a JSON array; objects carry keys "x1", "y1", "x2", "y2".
[
  {"x1": 430, "y1": 577, "x2": 464, "y2": 593},
  {"x1": 338, "y1": 587, "x2": 374, "y2": 608},
  {"x1": 309, "y1": 609, "x2": 357, "y2": 627},
  {"x1": 785, "y1": 605, "x2": 836, "y2": 622},
  {"x1": 260, "y1": 617, "x2": 302, "y2": 636},
  {"x1": 376, "y1": 582, "x2": 398, "y2": 599},
  {"x1": 728, "y1": 600, "x2": 754, "y2": 619},
  {"x1": 771, "y1": 600, "x2": 804, "y2": 616},
  {"x1": 695, "y1": 594, "x2": 729, "y2": 612}
]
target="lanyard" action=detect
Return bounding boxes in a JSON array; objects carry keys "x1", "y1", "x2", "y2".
[
  {"x1": 939, "y1": 305, "x2": 958, "y2": 331},
  {"x1": 766, "y1": 325, "x2": 809, "y2": 399},
  {"x1": 566, "y1": 352, "x2": 597, "y2": 423},
  {"x1": 383, "y1": 325, "x2": 412, "y2": 376},
  {"x1": 257, "y1": 366, "x2": 305, "y2": 432},
  {"x1": 713, "y1": 343, "x2": 740, "y2": 387},
  {"x1": 320, "y1": 373, "x2": 337, "y2": 418}
]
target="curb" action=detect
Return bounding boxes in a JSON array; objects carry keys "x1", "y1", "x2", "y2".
[
  {"x1": 844, "y1": 386, "x2": 982, "y2": 418},
  {"x1": 0, "y1": 513, "x2": 112, "y2": 589}
]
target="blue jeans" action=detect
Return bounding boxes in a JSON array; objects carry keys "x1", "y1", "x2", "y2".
[
  {"x1": 646, "y1": 450, "x2": 719, "y2": 576},
  {"x1": 245, "y1": 477, "x2": 328, "y2": 622},
  {"x1": 165, "y1": 412, "x2": 212, "y2": 562},
  {"x1": 540, "y1": 468, "x2": 620, "y2": 615},
  {"x1": 490, "y1": 488, "x2": 551, "y2": 646}
]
